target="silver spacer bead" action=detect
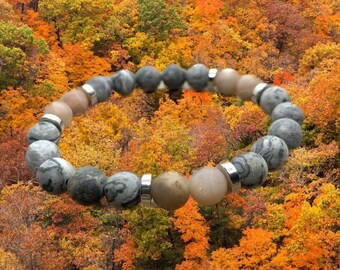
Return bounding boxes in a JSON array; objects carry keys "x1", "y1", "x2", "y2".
[
  {"x1": 140, "y1": 174, "x2": 156, "y2": 206},
  {"x1": 251, "y1": 83, "x2": 271, "y2": 104},
  {"x1": 81, "y1": 84, "x2": 98, "y2": 106},
  {"x1": 217, "y1": 161, "x2": 241, "y2": 193},
  {"x1": 208, "y1": 68, "x2": 218, "y2": 81},
  {"x1": 181, "y1": 81, "x2": 191, "y2": 90},
  {"x1": 157, "y1": 80, "x2": 167, "y2": 90},
  {"x1": 40, "y1": 114, "x2": 65, "y2": 132},
  {"x1": 206, "y1": 68, "x2": 218, "y2": 92}
]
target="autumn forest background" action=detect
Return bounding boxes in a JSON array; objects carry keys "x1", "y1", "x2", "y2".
[{"x1": 0, "y1": 0, "x2": 339, "y2": 269}]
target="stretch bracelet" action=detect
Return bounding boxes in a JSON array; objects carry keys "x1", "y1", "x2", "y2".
[{"x1": 25, "y1": 64, "x2": 304, "y2": 210}]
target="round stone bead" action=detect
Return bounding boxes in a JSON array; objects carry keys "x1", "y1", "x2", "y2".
[
  {"x1": 214, "y1": 68, "x2": 240, "y2": 96},
  {"x1": 87, "y1": 76, "x2": 112, "y2": 103},
  {"x1": 186, "y1": 64, "x2": 209, "y2": 91},
  {"x1": 26, "y1": 122, "x2": 60, "y2": 145},
  {"x1": 110, "y1": 70, "x2": 136, "y2": 96},
  {"x1": 60, "y1": 89, "x2": 90, "y2": 116},
  {"x1": 136, "y1": 66, "x2": 162, "y2": 93},
  {"x1": 104, "y1": 171, "x2": 141, "y2": 209},
  {"x1": 36, "y1": 157, "x2": 75, "y2": 195},
  {"x1": 268, "y1": 118, "x2": 302, "y2": 149},
  {"x1": 67, "y1": 166, "x2": 106, "y2": 205},
  {"x1": 25, "y1": 140, "x2": 61, "y2": 173},
  {"x1": 151, "y1": 171, "x2": 190, "y2": 211},
  {"x1": 231, "y1": 152, "x2": 268, "y2": 188},
  {"x1": 271, "y1": 102, "x2": 304, "y2": 125},
  {"x1": 162, "y1": 64, "x2": 186, "y2": 91},
  {"x1": 236, "y1": 75, "x2": 262, "y2": 100},
  {"x1": 259, "y1": 86, "x2": 291, "y2": 114},
  {"x1": 189, "y1": 167, "x2": 228, "y2": 206},
  {"x1": 43, "y1": 101, "x2": 73, "y2": 127},
  {"x1": 251, "y1": 135, "x2": 289, "y2": 171}
]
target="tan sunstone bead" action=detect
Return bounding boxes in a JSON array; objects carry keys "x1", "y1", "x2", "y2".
[
  {"x1": 214, "y1": 68, "x2": 240, "y2": 96},
  {"x1": 151, "y1": 171, "x2": 190, "y2": 211},
  {"x1": 43, "y1": 101, "x2": 73, "y2": 127},
  {"x1": 236, "y1": 75, "x2": 262, "y2": 100},
  {"x1": 189, "y1": 167, "x2": 228, "y2": 206},
  {"x1": 60, "y1": 89, "x2": 90, "y2": 116}
]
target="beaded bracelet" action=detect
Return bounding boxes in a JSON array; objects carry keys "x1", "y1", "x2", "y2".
[{"x1": 25, "y1": 64, "x2": 304, "y2": 211}]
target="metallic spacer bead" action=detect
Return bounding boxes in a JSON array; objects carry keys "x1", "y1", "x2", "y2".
[
  {"x1": 81, "y1": 84, "x2": 98, "y2": 106},
  {"x1": 40, "y1": 114, "x2": 65, "y2": 132},
  {"x1": 217, "y1": 161, "x2": 241, "y2": 193},
  {"x1": 251, "y1": 83, "x2": 271, "y2": 104},
  {"x1": 141, "y1": 174, "x2": 156, "y2": 206},
  {"x1": 181, "y1": 81, "x2": 191, "y2": 90},
  {"x1": 208, "y1": 68, "x2": 218, "y2": 81},
  {"x1": 157, "y1": 81, "x2": 167, "y2": 90},
  {"x1": 206, "y1": 68, "x2": 218, "y2": 92}
]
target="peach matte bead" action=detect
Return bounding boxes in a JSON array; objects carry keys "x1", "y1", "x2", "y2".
[
  {"x1": 60, "y1": 89, "x2": 90, "y2": 116},
  {"x1": 43, "y1": 101, "x2": 73, "y2": 127},
  {"x1": 214, "y1": 68, "x2": 240, "y2": 96},
  {"x1": 189, "y1": 167, "x2": 228, "y2": 206},
  {"x1": 236, "y1": 75, "x2": 261, "y2": 100},
  {"x1": 151, "y1": 171, "x2": 190, "y2": 211}
]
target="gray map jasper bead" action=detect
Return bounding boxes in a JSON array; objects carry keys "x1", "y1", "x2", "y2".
[
  {"x1": 186, "y1": 64, "x2": 209, "y2": 91},
  {"x1": 136, "y1": 66, "x2": 162, "y2": 93},
  {"x1": 86, "y1": 76, "x2": 112, "y2": 103},
  {"x1": 259, "y1": 86, "x2": 291, "y2": 114},
  {"x1": 110, "y1": 70, "x2": 136, "y2": 96},
  {"x1": 27, "y1": 121, "x2": 61, "y2": 145},
  {"x1": 36, "y1": 157, "x2": 75, "y2": 195},
  {"x1": 268, "y1": 118, "x2": 302, "y2": 149},
  {"x1": 251, "y1": 135, "x2": 289, "y2": 171},
  {"x1": 67, "y1": 166, "x2": 107, "y2": 205},
  {"x1": 25, "y1": 140, "x2": 61, "y2": 173},
  {"x1": 104, "y1": 171, "x2": 141, "y2": 209},
  {"x1": 231, "y1": 152, "x2": 268, "y2": 188},
  {"x1": 162, "y1": 64, "x2": 186, "y2": 91},
  {"x1": 271, "y1": 102, "x2": 304, "y2": 125}
]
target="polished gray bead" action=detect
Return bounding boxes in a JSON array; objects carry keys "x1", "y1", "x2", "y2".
[
  {"x1": 104, "y1": 171, "x2": 141, "y2": 209},
  {"x1": 136, "y1": 66, "x2": 162, "y2": 93},
  {"x1": 162, "y1": 64, "x2": 186, "y2": 91},
  {"x1": 271, "y1": 102, "x2": 304, "y2": 125},
  {"x1": 251, "y1": 135, "x2": 289, "y2": 171},
  {"x1": 67, "y1": 166, "x2": 106, "y2": 205},
  {"x1": 27, "y1": 122, "x2": 61, "y2": 145},
  {"x1": 36, "y1": 157, "x2": 75, "y2": 195},
  {"x1": 86, "y1": 76, "x2": 112, "y2": 103},
  {"x1": 186, "y1": 64, "x2": 209, "y2": 91},
  {"x1": 259, "y1": 86, "x2": 291, "y2": 114},
  {"x1": 25, "y1": 140, "x2": 61, "y2": 173},
  {"x1": 268, "y1": 118, "x2": 302, "y2": 149},
  {"x1": 231, "y1": 152, "x2": 268, "y2": 188},
  {"x1": 110, "y1": 70, "x2": 136, "y2": 96}
]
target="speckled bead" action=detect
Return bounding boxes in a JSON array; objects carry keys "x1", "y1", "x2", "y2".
[
  {"x1": 25, "y1": 140, "x2": 61, "y2": 173},
  {"x1": 104, "y1": 171, "x2": 141, "y2": 209},
  {"x1": 87, "y1": 76, "x2": 112, "y2": 103},
  {"x1": 268, "y1": 118, "x2": 302, "y2": 149},
  {"x1": 259, "y1": 86, "x2": 291, "y2": 114},
  {"x1": 162, "y1": 64, "x2": 186, "y2": 91},
  {"x1": 251, "y1": 135, "x2": 289, "y2": 171},
  {"x1": 36, "y1": 157, "x2": 75, "y2": 195},
  {"x1": 26, "y1": 122, "x2": 61, "y2": 145},
  {"x1": 151, "y1": 171, "x2": 190, "y2": 211},
  {"x1": 136, "y1": 66, "x2": 162, "y2": 93},
  {"x1": 214, "y1": 68, "x2": 240, "y2": 96},
  {"x1": 186, "y1": 64, "x2": 209, "y2": 91},
  {"x1": 231, "y1": 152, "x2": 268, "y2": 188},
  {"x1": 271, "y1": 102, "x2": 304, "y2": 125},
  {"x1": 67, "y1": 166, "x2": 106, "y2": 205},
  {"x1": 110, "y1": 70, "x2": 136, "y2": 96},
  {"x1": 236, "y1": 75, "x2": 262, "y2": 100},
  {"x1": 43, "y1": 101, "x2": 73, "y2": 127}
]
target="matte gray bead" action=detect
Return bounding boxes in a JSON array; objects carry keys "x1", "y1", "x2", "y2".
[
  {"x1": 136, "y1": 66, "x2": 162, "y2": 93},
  {"x1": 259, "y1": 86, "x2": 291, "y2": 114},
  {"x1": 67, "y1": 166, "x2": 106, "y2": 205},
  {"x1": 25, "y1": 140, "x2": 61, "y2": 173},
  {"x1": 271, "y1": 102, "x2": 304, "y2": 125},
  {"x1": 231, "y1": 152, "x2": 268, "y2": 188},
  {"x1": 251, "y1": 135, "x2": 289, "y2": 171},
  {"x1": 268, "y1": 118, "x2": 302, "y2": 149},
  {"x1": 104, "y1": 171, "x2": 141, "y2": 209},
  {"x1": 86, "y1": 76, "x2": 112, "y2": 103},
  {"x1": 36, "y1": 157, "x2": 75, "y2": 195},
  {"x1": 186, "y1": 64, "x2": 209, "y2": 91},
  {"x1": 27, "y1": 122, "x2": 61, "y2": 145},
  {"x1": 162, "y1": 64, "x2": 186, "y2": 91},
  {"x1": 110, "y1": 70, "x2": 136, "y2": 96}
]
